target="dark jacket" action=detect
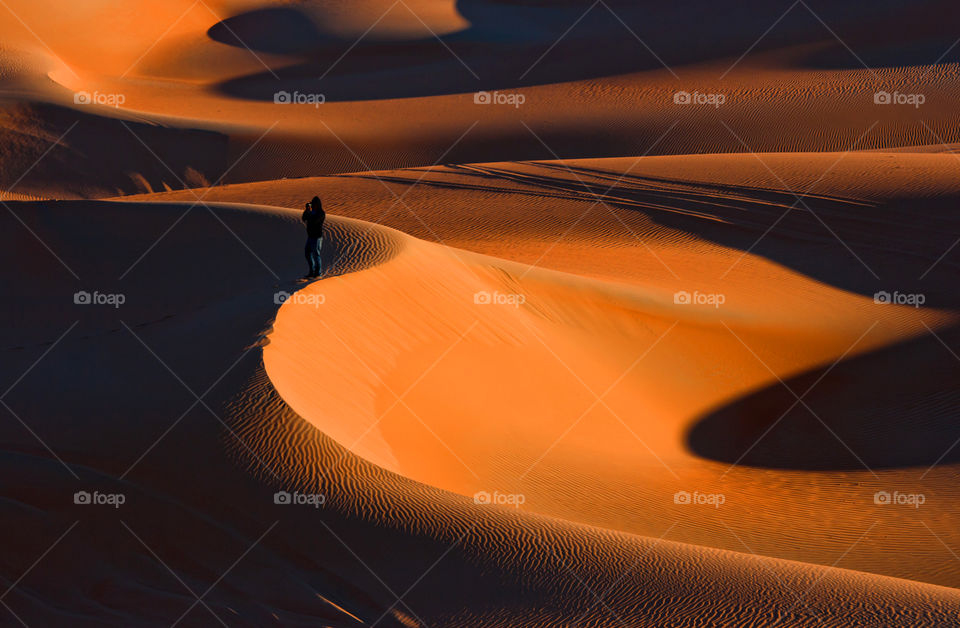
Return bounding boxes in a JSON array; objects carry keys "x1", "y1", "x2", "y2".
[{"x1": 302, "y1": 207, "x2": 325, "y2": 238}]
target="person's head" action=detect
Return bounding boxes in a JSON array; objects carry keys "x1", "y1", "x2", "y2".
[{"x1": 310, "y1": 196, "x2": 322, "y2": 212}]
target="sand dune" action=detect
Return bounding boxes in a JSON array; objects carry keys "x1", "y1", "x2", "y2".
[
  {"x1": 3, "y1": 199, "x2": 959, "y2": 627},
  {"x1": 4, "y1": 0, "x2": 960, "y2": 624}
]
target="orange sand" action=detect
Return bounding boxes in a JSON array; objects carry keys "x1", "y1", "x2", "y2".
[{"x1": 3, "y1": 0, "x2": 960, "y2": 625}]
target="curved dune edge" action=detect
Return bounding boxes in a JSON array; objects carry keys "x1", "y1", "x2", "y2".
[
  {"x1": 262, "y1": 208, "x2": 960, "y2": 590},
  {"x1": 237, "y1": 365, "x2": 960, "y2": 628},
  {"x1": 250, "y1": 215, "x2": 960, "y2": 624},
  {"x1": 264, "y1": 220, "x2": 954, "y2": 482}
]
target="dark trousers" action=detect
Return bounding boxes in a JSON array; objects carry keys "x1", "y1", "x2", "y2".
[{"x1": 305, "y1": 237, "x2": 323, "y2": 275}]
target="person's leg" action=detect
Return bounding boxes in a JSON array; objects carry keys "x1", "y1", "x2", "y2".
[
  {"x1": 305, "y1": 237, "x2": 318, "y2": 276},
  {"x1": 315, "y1": 237, "x2": 323, "y2": 276}
]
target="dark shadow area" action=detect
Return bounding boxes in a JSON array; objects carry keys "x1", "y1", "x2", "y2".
[
  {"x1": 687, "y1": 324, "x2": 960, "y2": 470},
  {"x1": 0, "y1": 202, "x2": 388, "y2": 349},
  {"x1": 803, "y1": 37, "x2": 960, "y2": 70},
  {"x1": 0, "y1": 101, "x2": 227, "y2": 198},
  {"x1": 209, "y1": 0, "x2": 940, "y2": 102},
  {"x1": 208, "y1": 7, "x2": 333, "y2": 55},
  {"x1": 801, "y1": 0, "x2": 960, "y2": 69}
]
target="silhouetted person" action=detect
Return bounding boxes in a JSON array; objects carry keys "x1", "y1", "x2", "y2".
[{"x1": 301, "y1": 196, "x2": 325, "y2": 278}]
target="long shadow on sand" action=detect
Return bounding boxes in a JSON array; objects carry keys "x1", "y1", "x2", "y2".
[
  {"x1": 687, "y1": 324, "x2": 960, "y2": 471},
  {"x1": 344, "y1": 162, "x2": 960, "y2": 308},
  {"x1": 208, "y1": 0, "x2": 934, "y2": 102}
]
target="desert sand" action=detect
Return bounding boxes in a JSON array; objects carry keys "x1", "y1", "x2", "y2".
[{"x1": 2, "y1": 0, "x2": 960, "y2": 626}]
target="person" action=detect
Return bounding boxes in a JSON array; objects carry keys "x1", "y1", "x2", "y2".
[{"x1": 301, "y1": 196, "x2": 325, "y2": 278}]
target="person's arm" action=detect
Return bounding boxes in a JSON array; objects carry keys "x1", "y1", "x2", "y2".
[{"x1": 302, "y1": 204, "x2": 310, "y2": 222}]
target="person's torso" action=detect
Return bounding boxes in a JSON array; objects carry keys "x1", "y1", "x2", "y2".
[{"x1": 304, "y1": 209, "x2": 325, "y2": 237}]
